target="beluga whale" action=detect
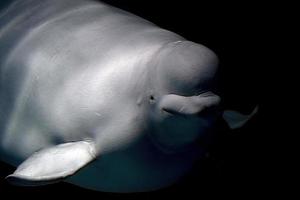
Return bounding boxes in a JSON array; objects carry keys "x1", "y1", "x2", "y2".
[{"x1": 0, "y1": 0, "x2": 257, "y2": 192}]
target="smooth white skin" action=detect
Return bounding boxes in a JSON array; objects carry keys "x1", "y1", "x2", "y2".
[{"x1": 0, "y1": 0, "x2": 220, "y2": 192}]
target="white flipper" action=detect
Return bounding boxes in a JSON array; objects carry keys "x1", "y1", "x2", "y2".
[
  {"x1": 6, "y1": 140, "x2": 96, "y2": 186},
  {"x1": 223, "y1": 106, "x2": 258, "y2": 129}
]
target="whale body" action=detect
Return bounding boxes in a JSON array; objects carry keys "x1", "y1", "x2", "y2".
[{"x1": 0, "y1": 0, "x2": 255, "y2": 192}]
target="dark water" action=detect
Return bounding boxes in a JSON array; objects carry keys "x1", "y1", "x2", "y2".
[{"x1": 0, "y1": 0, "x2": 270, "y2": 197}]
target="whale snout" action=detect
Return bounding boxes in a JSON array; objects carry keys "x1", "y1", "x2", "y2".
[
  {"x1": 149, "y1": 40, "x2": 220, "y2": 152},
  {"x1": 149, "y1": 91, "x2": 220, "y2": 153},
  {"x1": 160, "y1": 91, "x2": 221, "y2": 116}
]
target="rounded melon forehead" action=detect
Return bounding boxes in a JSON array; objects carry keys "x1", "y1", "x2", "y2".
[{"x1": 155, "y1": 41, "x2": 219, "y2": 95}]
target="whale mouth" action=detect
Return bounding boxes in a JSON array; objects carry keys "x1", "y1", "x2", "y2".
[{"x1": 159, "y1": 91, "x2": 221, "y2": 117}]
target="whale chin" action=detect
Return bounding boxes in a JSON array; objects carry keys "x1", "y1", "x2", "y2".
[{"x1": 65, "y1": 136, "x2": 201, "y2": 193}]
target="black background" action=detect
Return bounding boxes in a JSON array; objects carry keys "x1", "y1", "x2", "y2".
[{"x1": 0, "y1": 0, "x2": 272, "y2": 198}]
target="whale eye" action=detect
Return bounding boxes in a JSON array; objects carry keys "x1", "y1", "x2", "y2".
[{"x1": 149, "y1": 95, "x2": 156, "y2": 104}]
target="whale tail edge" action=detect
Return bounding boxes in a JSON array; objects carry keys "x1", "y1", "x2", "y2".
[{"x1": 223, "y1": 105, "x2": 258, "y2": 129}]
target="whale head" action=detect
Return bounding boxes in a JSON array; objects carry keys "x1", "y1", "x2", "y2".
[{"x1": 149, "y1": 41, "x2": 221, "y2": 152}]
